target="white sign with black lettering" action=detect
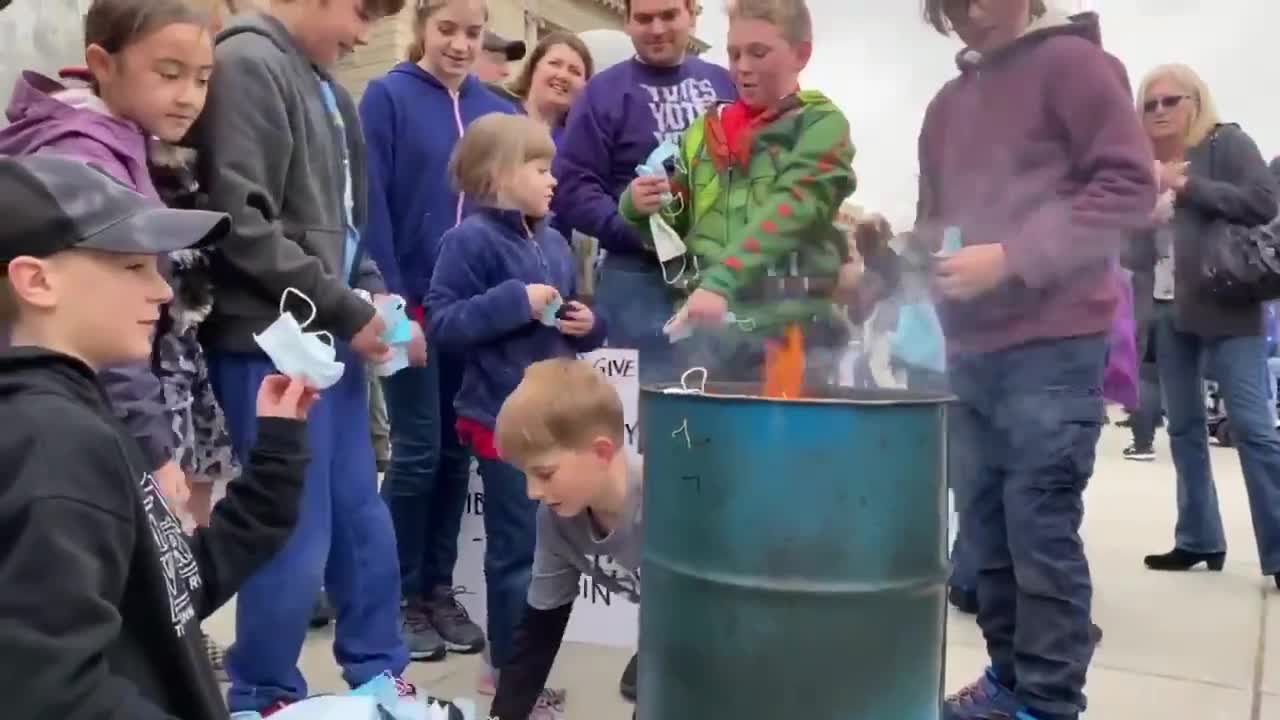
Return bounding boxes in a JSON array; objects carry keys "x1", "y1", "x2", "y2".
[{"x1": 452, "y1": 348, "x2": 641, "y2": 648}]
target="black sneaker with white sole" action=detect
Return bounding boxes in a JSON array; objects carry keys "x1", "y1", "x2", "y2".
[
  {"x1": 402, "y1": 602, "x2": 447, "y2": 661},
  {"x1": 423, "y1": 586, "x2": 486, "y2": 654},
  {"x1": 1123, "y1": 445, "x2": 1155, "y2": 461}
]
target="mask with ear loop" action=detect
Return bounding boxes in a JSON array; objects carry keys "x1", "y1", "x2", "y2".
[
  {"x1": 636, "y1": 140, "x2": 693, "y2": 285},
  {"x1": 253, "y1": 287, "x2": 347, "y2": 389}
]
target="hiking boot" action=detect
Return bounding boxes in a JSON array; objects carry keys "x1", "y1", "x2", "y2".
[
  {"x1": 943, "y1": 669, "x2": 1023, "y2": 720},
  {"x1": 1123, "y1": 444, "x2": 1155, "y2": 461},
  {"x1": 422, "y1": 586, "x2": 485, "y2": 654},
  {"x1": 402, "y1": 601, "x2": 447, "y2": 661}
]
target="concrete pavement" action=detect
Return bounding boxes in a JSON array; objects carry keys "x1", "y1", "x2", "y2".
[{"x1": 205, "y1": 421, "x2": 1277, "y2": 718}]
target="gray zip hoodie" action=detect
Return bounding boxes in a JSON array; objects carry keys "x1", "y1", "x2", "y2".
[{"x1": 191, "y1": 13, "x2": 384, "y2": 352}]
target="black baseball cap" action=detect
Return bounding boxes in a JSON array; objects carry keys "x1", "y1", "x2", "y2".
[
  {"x1": 483, "y1": 31, "x2": 526, "y2": 62},
  {"x1": 0, "y1": 155, "x2": 231, "y2": 270}
]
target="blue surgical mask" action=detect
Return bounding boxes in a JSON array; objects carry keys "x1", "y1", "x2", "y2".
[
  {"x1": 372, "y1": 294, "x2": 414, "y2": 377},
  {"x1": 253, "y1": 287, "x2": 347, "y2": 389},
  {"x1": 636, "y1": 140, "x2": 680, "y2": 206},
  {"x1": 541, "y1": 298, "x2": 563, "y2": 327},
  {"x1": 890, "y1": 302, "x2": 946, "y2": 374}
]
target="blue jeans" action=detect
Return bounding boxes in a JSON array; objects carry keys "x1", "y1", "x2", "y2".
[
  {"x1": 950, "y1": 335, "x2": 1106, "y2": 720},
  {"x1": 380, "y1": 351, "x2": 471, "y2": 600},
  {"x1": 210, "y1": 348, "x2": 407, "y2": 711},
  {"x1": 904, "y1": 369, "x2": 976, "y2": 592},
  {"x1": 475, "y1": 457, "x2": 538, "y2": 669},
  {"x1": 1153, "y1": 306, "x2": 1280, "y2": 573},
  {"x1": 595, "y1": 257, "x2": 680, "y2": 384}
]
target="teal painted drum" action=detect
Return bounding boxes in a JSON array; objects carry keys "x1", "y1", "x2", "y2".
[{"x1": 639, "y1": 382, "x2": 951, "y2": 720}]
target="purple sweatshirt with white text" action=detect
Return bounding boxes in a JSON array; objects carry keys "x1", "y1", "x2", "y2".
[{"x1": 551, "y1": 57, "x2": 735, "y2": 260}]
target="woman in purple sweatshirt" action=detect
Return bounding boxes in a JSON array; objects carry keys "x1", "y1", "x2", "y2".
[{"x1": 914, "y1": 4, "x2": 1156, "y2": 720}]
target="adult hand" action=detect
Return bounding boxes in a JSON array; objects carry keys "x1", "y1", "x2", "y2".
[
  {"x1": 1157, "y1": 160, "x2": 1189, "y2": 194},
  {"x1": 256, "y1": 374, "x2": 321, "y2": 420},
  {"x1": 685, "y1": 288, "x2": 729, "y2": 327},
  {"x1": 526, "y1": 283, "x2": 562, "y2": 319},
  {"x1": 629, "y1": 176, "x2": 670, "y2": 216},
  {"x1": 558, "y1": 301, "x2": 596, "y2": 336},
  {"x1": 153, "y1": 459, "x2": 189, "y2": 513},
  {"x1": 936, "y1": 244, "x2": 1008, "y2": 300},
  {"x1": 407, "y1": 321, "x2": 428, "y2": 367}
]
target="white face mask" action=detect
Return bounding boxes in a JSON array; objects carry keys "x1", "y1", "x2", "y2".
[
  {"x1": 253, "y1": 287, "x2": 347, "y2": 390},
  {"x1": 651, "y1": 214, "x2": 687, "y2": 265}
]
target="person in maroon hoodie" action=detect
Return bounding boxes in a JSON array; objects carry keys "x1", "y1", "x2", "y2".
[{"x1": 915, "y1": 3, "x2": 1156, "y2": 720}]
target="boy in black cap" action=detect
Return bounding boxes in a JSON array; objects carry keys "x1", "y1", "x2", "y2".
[{"x1": 0, "y1": 154, "x2": 316, "y2": 720}]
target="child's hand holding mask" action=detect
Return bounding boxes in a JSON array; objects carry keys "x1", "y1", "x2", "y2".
[{"x1": 527, "y1": 284, "x2": 563, "y2": 325}]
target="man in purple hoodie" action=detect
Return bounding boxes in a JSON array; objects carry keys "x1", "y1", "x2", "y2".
[
  {"x1": 914, "y1": 3, "x2": 1156, "y2": 720},
  {"x1": 552, "y1": 0, "x2": 735, "y2": 385}
]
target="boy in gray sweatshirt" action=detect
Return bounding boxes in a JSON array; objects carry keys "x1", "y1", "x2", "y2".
[{"x1": 190, "y1": 0, "x2": 433, "y2": 714}]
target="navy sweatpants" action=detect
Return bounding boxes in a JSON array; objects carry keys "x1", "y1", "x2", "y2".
[{"x1": 209, "y1": 347, "x2": 409, "y2": 712}]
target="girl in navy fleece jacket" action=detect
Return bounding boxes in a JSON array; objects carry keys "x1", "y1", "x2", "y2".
[
  {"x1": 427, "y1": 112, "x2": 605, "y2": 691},
  {"x1": 916, "y1": 5, "x2": 1155, "y2": 720},
  {"x1": 358, "y1": 0, "x2": 514, "y2": 661}
]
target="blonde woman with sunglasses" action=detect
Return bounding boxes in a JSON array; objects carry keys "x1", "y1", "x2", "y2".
[{"x1": 1133, "y1": 64, "x2": 1280, "y2": 587}]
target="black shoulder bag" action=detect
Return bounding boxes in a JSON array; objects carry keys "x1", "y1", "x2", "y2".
[{"x1": 1198, "y1": 130, "x2": 1280, "y2": 304}]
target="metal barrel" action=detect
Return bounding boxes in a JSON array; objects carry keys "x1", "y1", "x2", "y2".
[{"x1": 639, "y1": 382, "x2": 950, "y2": 720}]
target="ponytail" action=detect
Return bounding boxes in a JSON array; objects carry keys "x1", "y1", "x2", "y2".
[{"x1": 406, "y1": 33, "x2": 425, "y2": 62}]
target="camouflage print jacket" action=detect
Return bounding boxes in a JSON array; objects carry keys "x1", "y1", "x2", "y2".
[{"x1": 621, "y1": 90, "x2": 856, "y2": 336}]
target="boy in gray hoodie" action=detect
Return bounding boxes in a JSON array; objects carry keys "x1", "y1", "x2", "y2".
[{"x1": 190, "y1": 0, "x2": 433, "y2": 714}]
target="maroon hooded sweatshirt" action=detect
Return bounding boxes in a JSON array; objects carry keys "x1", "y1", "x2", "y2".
[{"x1": 916, "y1": 11, "x2": 1157, "y2": 355}]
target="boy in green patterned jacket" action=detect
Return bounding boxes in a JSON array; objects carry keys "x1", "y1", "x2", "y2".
[{"x1": 619, "y1": 0, "x2": 863, "y2": 383}]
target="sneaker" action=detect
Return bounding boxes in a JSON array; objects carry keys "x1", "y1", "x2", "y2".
[
  {"x1": 943, "y1": 669, "x2": 1023, "y2": 720},
  {"x1": 529, "y1": 688, "x2": 567, "y2": 719},
  {"x1": 619, "y1": 652, "x2": 637, "y2": 702},
  {"x1": 388, "y1": 674, "x2": 466, "y2": 720},
  {"x1": 260, "y1": 699, "x2": 294, "y2": 717},
  {"x1": 422, "y1": 586, "x2": 486, "y2": 654},
  {"x1": 403, "y1": 602, "x2": 447, "y2": 661},
  {"x1": 203, "y1": 632, "x2": 228, "y2": 683},
  {"x1": 477, "y1": 665, "x2": 566, "y2": 708},
  {"x1": 1123, "y1": 445, "x2": 1155, "y2": 461}
]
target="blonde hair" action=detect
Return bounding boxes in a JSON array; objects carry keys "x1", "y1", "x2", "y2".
[
  {"x1": 726, "y1": 0, "x2": 812, "y2": 44},
  {"x1": 449, "y1": 113, "x2": 555, "y2": 201},
  {"x1": 1138, "y1": 64, "x2": 1222, "y2": 150},
  {"x1": 406, "y1": 0, "x2": 488, "y2": 63},
  {"x1": 495, "y1": 358, "x2": 626, "y2": 468}
]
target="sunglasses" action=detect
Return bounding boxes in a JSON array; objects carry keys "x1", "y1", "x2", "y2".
[{"x1": 1143, "y1": 95, "x2": 1188, "y2": 114}]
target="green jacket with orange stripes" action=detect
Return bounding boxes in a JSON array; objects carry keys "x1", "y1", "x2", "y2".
[{"x1": 620, "y1": 90, "x2": 856, "y2": 336}]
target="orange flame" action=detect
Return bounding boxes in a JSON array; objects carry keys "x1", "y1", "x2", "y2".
[{"x1": 762, "y1": 323, "x2": 806, "y2": 399}]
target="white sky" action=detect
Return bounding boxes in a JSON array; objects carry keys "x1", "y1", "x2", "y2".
[{"x1": 696, "y1": 0, "x2": 1280, "y2": 228}]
